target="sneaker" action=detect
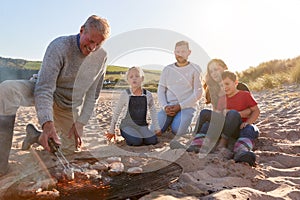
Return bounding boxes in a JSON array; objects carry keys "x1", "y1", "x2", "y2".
[
  {"x1": 186, "y1": 145, "x2": 200, "y2": 153},
  {"x1": 234, "y1": 150, "x2": 256, "y2": 166}
]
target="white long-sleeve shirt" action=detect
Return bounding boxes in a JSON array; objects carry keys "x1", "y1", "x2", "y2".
[{"x1": 157, "y1": 62, "x2": 203, "y2": 109}]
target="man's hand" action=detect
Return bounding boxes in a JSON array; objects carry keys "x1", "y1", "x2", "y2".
[
  {"x1": 165, "y1": 104, "x2": 181, "y2": 116},
  {"x1": 39, "y1": 121, "x2": 61, "y2": 152},
  {"x1": 171, "y1": 104, "x2": 181, "y2": 113},
  {"x1": 165, "y1": 106, "x2": 174, "y2": 116},
  {"x1": 67, "y1": 122, "x2": 84, "y2": 150}
]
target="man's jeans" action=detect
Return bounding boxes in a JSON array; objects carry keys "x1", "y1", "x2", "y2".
[{"x1": 157, "y1": 107, "x2": 196, "y2": 135}]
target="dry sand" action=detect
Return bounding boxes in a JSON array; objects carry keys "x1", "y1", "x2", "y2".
[{"x1": 0, "y1": 84, "x2": 299, "y2": 200}]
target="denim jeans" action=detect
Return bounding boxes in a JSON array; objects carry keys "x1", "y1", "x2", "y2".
[
  {"x1": 222, "y1": 110, "x2": 242, "y2": 140},
  {"x1": 194, "y1": 109, "x2": 212, "y2": 134},
  {"x1": 195, "y1": 109, "x2": 241, "y2": 136},
  {"x1": 194, "y1": 109, "x2": 259, "y2": 149},
  {"x1": 120, "y1": 127, "x2": 158, "y2": 146},
  {"x1": 157, "y1": 107, "x2": 196, "y2": 135},
  {"x1": 239, "y1": 124, "x2": 259, "y2": 140}
]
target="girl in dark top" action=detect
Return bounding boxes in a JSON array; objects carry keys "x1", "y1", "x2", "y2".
[{"x1": 105, "y1": 67, "x2": 161, "y2": 146}]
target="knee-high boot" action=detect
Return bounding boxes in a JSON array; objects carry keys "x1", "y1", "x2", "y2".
[{"x1": 0, "y1": 115, "x2": 15, "y2": 176}]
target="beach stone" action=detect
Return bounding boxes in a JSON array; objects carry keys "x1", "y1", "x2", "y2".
[
  {"x1": 127, "y1": 167, "x2": 143, "y2": 174},
  {"x1": 181, "y1": 183, "x2": 206, "y2": 196},
  {"x1": 108, "y1": 162, "x2": 124, "y2": 176},
  {"x1": 106, "y1": 156, "x2": 122, "y2": 163},
  {"x1": 35, "y1": 189, "x2": 60, "y2": 199},
  {"x1": 90, "y1": 161, "x2": 109, "y2": 171}
]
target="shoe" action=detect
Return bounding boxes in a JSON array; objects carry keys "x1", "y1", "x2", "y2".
[
  {"x1": 186, "y1": 145, "x2": 200, "y2": 153},
  {"x1": 234, "y1": 150, "x2": 256, "y2": 166},
  {"x1": 21, "y1": 124, "x2": 41, "y2": 150}
]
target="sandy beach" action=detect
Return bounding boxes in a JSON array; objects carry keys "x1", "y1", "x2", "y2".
[{"x1": 0, "y1": 84, "x2": 299, "y2": 200}]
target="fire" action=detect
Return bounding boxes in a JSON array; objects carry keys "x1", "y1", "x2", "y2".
[{"x1": 55, "y1": 171, "x2": 111, "y2": 197}]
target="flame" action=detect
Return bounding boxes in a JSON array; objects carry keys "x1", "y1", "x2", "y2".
[{"x1": 55, "y1": 171, "x2": 111, "y2": 196}]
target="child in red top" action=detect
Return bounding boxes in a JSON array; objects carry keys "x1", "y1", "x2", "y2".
[
  {"x1": 224, "y1": 91, "x2": 257, "y2": 122},
  {"x1": 184, "y1": 59, "x2": 251, "y2": 155},
  {"x1": 217, "y1": 70, "x2": 260, "y2": 166}
]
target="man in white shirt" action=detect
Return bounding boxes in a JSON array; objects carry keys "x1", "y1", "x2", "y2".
[{"x1": 157, "y1": 41, "x2": 203, "y2": 135}]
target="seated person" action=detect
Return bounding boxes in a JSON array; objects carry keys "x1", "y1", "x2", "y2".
[
  {"x1": 192, "y1": 70, "x2": 260, "y2": 166},
  {"x1": 105, "y1": 67, "x2": 161, "y2": 146}
]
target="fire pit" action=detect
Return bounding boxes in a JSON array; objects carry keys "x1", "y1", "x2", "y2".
[{"x1": 3, "y1": 156, "x2": 183, "y2": 200}]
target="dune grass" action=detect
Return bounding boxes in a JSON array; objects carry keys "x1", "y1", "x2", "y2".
[{"x1": 238, "y1": 56, "x2": 300, "y2": 91}]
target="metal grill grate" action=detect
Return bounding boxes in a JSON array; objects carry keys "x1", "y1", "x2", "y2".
[{"x1": 4, "y1": 157, "x2": 183, "y2": 200}]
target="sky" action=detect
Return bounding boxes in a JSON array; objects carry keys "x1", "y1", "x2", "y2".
[{"x1": 1, "y1": 0, "x2": 300, "y2": 72}]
